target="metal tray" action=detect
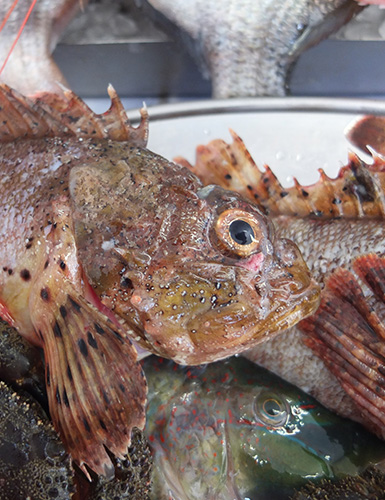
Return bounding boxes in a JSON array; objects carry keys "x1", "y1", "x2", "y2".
[{"x1": 125, "y1": 97, "x2": 385, "y2": 186}]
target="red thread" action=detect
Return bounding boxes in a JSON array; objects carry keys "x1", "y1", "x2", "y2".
[{"x1": 0, "y1": 0, "x2": 38, "y2": 76}]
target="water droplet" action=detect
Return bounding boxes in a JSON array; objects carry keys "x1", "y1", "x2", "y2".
[{"x1": 275, "y1": 151, "x2": 285, "y2": 161}]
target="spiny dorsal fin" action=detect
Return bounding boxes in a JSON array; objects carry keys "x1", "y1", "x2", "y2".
[
  {"x1": 176, "y1": 130, "x2": 385, "y2": 218},
  {"x1": 0, "y1": 83, "x2": 148, "y2": 146}
]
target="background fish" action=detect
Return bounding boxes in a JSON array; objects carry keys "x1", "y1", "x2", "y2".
[
  {"x1": 176, "y1": 119, "x2": 385, "y2": 441},
  {"x1": 144, "y1": 356, "x2": 385, "y2": 500},
  {"x1": 0, "y1": 379, "x2": 74, "y2": 500},
  {"x1": 0, "y1": 0, "x2": 86, "y2": 96},
  {"x1": 0, "y1": 85, "x2": 319, "y2": 477},
  {"x1": 141, "y1": 0, "x2": 363, "y2": 97},
  {"x1": 0, "y1": 0, "x2": 365, "y2": 98}
]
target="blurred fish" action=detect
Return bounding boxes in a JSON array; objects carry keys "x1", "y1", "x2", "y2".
[
  {"x1": 0, "y1": 380, "x2": 74, "y2": 500},
  {"x1": 144, "y1": 356, "x2": 385, "y2": 500},
  {"x1": 0, "y1": 0, "x2": 86, "y2": 96},
  {"x1": 141, "y1": 0, "x2": 363, "y2": 97}
]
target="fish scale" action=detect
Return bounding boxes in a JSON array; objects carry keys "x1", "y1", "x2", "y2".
[{"x1": 143, "y1": 0, "x2": 362, "y2": 96}]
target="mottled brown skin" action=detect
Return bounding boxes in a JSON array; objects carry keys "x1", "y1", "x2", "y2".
[
  {"x1": 180, "y1": 130, "x2": 385, "y2": 440},
  {"x1": 0, "y1": 120, "x2": 319, "y2": 476}
]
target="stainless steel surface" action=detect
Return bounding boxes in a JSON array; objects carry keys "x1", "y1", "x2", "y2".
[{"x1": 126, "y1": 98, "x2": 381, "y2": 187}]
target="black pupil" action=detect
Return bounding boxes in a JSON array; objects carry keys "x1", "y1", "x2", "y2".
[
  {"x1": 229, "y1": 219, "x2": 254, "y2": 245},
  {"x1": 263, "y1": 399, "x2": 282, "y2": 417}
]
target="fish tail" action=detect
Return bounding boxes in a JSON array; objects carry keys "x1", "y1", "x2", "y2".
[
  {"x1": 28, "y1": 202, "x2": 147, "y2": 478},
  {"x1": 301, "y1": 254, "x2": 385, "y2": 439}
]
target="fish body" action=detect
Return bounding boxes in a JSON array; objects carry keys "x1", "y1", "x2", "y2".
[
  {"x1": 178, "y1": 123, "x2": 385, "y2": 440},
  {"x1": 0, "y1": 86, "x2": 319, "y2": 476},
  {"x1": 142, "y1": 0, "x2": 362, "y2": 97},
  {"x1": 0, "y1": 0, "x2": 86, "y2": 96},
  {"x1": 144, "y1": 355, "x2": 385, "y2": 500}
]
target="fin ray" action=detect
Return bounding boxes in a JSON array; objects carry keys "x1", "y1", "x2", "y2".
[
  {"x1": 301, "y1": 254, "x2": 385, "y2": 438},
  {"x1": 177, "y1": 131, "x2": 385, "y2": 218},
  {"x1": 29, "y1": 201, "x2": 147, "y2": 478},
  {"x1": 0, "y1": 83, "x2": 148, "y2": 146}
]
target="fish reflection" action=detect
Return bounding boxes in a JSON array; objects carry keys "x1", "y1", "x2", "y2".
[{"x1": 144, "y1": 356, "x2": 385, "y2": 500}]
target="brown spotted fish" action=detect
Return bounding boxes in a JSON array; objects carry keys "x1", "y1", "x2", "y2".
[
  {"x1": 0, "y1": 85, "x2": 319, "y2": 478},
  {"x1": 176, "y1": 122, "x2": 385, "y2": 441}
]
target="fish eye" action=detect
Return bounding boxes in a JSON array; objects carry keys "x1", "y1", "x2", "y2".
[
  {"x1": 253, "y1": 392, "x2": 290, "y2": 427},
  {"x1": 215, "y1": 209, "x2": 262, "y2": 257},
  {"x1": 229, "y1": 219, "x2": 255, "y2": 245}
]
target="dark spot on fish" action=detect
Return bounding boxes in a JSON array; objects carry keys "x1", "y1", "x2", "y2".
[
  {"x1": 254, "y1": 193, "x2": 259, "y2": 199},
  {"x1": 25, "y1": 243, "x2": 32, "y2": 249},
  {"x1": 2, "y1": 267, "x2": 7, "y2": 272},
  {"x1": 68, "y1": 295, "x2": 81, "y2": 312},
  {"x1": 7, "y1": 269, "x2": 13, "y2": 275},
  {"x1": 263, "y1": 178, "x2": 269, "y2": 184},
  {"x1": 63, "y1": 389, "x2": 70, "y2": 407},
  {"x1": 20, "y1": 269, "x2": 31, "y2": 281},
  {"x1": 41, "y1": 287, "x2": 50, "y2": 301},
  {"x1": 99, "y1": 419, "x2": 107, "y2": 431},
  {"x1": 83, "y1": 417, "x2": 91, "y2": 433},
  {"x1": 59, "y1": 260, "x2": 66, "y2": 270},
  {"x1": 310, "y1": 210, "x2": 323, "y2": 217},
  {"x1": 103, "y1": 390, "x2": 110, "y2": 405},
  {"x1": 94, "y1": 323, "x2": 105, "y2": 335},
  {"x1": 78, "y1": 338, "x2": 88, "y2": 358},
  {"x1": 67, "y1": 364, "x2": 73, "y2": 382},
  {"x1": 53, "y1": 321, "x2": 62, "y2": 338},
  {"x1": 87, "y1": 331, "x2": 98, "y2": 349},
  {"x1": 44, "y1": 260, "x2": 49, "y2": 269},
  {"x1": 56, "y1": 387, "x2": 61, "y2": 404},
  {"x1": 119, "y1": 383, "x2": 126, "y2": 393},
  {"x1": 120, "y1": 277, "x2": 133, "y2": 289},
  {"x1": 225, "y1": 174, "x2": 232, "y2": 180},
  {"x1": 280, "y1": 191, "x2": 289, "y2": 198},
  {"x1": 112, "y1": 329, "x2": 123, "y2": 341},
  {"x1": 47, "y1": 364, "x2": 50, "y2": 386},
  {"x1": 332, "y1": 198, "x2": 342, "y2": 205},
  {"x1": 60, "y1": 305, "x2": 67, "y2": 318},
  {"x1": 247, "y1": 185, "x2": 253, "y2": 190},
  {"x1": 215, "y1": 282, "x2": 221, "y2": 290},
  {"x1": 378, "y1": 366, "x2": 385, "y2": 377},
  {"x1": 301, "y1": 189, "x2": 309, "y2": 197}
]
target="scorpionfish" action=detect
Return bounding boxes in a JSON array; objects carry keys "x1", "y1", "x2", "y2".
[
  {"x1": 0, "y1": 86, "x2": 319, "y2": 478},
  {"x1": 177, "y1": 117, "x2": 385, "y2": 444}
]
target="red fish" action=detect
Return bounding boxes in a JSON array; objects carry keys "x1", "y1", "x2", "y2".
[
  {"x1": 177, "y1": 121, "x2": 385, "y2": 440},
  {"x1": 0, "y1": 85, "x2": 319, "y2": 479}
]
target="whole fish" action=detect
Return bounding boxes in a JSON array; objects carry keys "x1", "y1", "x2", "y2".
[
  {"x1": 0, "y1": 85, "x2": 319, "y2": 478},
  {"x1": 0, "y1": 0, "x2": 87, "y2": 96},
  {"x1": 141, "y1": 0, "x2": 363, "y2": 97},
  {"x1": 144, "y1": 355, "x2": 385, "y2": 500},
  {"x1": 176, "y1": 120, "x2": 385, "y2": 440}
]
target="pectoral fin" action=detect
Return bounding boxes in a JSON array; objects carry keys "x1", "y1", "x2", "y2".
[
  {"x1": 29, "y1": 203, "x2": 147, "y2": 478},
  {"x1": 301, "y1": 254, "x2": 385, "y2": 438}
]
